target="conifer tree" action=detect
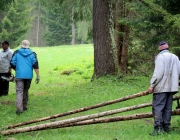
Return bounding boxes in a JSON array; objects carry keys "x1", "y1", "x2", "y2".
[
  {"x1": 42, "y1": 6, "x2": 72, "y2": 46},
  {"x1": 0, "y1": 0, "x2": 14, "y2": 10},
  {"x1": 0, "y1": 0, "x2": 33, "y2": 48}
]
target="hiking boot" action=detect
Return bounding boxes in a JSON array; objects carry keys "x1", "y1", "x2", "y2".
[
  {"x1": 149, "y1": 128, "x2": 165, "y2": 136},
  {"x1": 16, "y1": 110, "x2": 22, "y2": 115},
  {"x1": 163, "y1": 124, "x2": 170, "y2": 133},
  {"x1": 164, "y1": 127, "x2": 170, "y2": 133}
]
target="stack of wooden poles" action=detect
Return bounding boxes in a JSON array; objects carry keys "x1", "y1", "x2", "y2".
[{"x1": 1, "y1": 91, "x2": 180, "y2": 135}]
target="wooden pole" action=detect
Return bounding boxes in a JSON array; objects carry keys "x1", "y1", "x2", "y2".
[
  {"x1": 54, "y1": 109, "x2": 180, "y2": 129},
  {"x1": 5, "y1": 91, "x2": 151, "y2": 129},
  {"x1": 0, "y1": 103, "x2": 152, "y2": 135},
  {"x1": 1, "y1": 109, "x2": 180, "y2": 135}
]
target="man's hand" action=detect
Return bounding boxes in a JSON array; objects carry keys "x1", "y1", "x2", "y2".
[
  {"x1": 148, "y1": 87, "x2": 153, "y2": 93},
  {"x1": 36, "y1": 76, "x2": 40, "y2": 84}
]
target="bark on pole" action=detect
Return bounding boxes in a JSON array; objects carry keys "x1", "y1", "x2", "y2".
[
  {"x1": 55, "y1": 109, "x2": 180, "y2": 129},
  {"x1": 4, "y1": 91, "x2": 151, "y2": 129},
  {"x1": 1, "y1": 109, "x2": 180, "y2": 135}
]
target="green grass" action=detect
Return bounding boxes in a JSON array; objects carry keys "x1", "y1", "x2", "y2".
[{"x1": 0, "y1": 44, "x2": 180, "y2": 140}]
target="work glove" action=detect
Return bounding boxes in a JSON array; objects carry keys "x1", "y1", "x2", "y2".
[{"x1": 36, "y1": 76, "x2": 40, "y2": 84}]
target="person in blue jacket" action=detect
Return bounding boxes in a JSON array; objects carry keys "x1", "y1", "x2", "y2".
[{"x1": 11, "y1": 40, "x2": 40, "y2": 115}]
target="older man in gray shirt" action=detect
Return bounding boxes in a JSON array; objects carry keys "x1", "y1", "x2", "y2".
[
  {"x1": 148, "y1": 41, "x2": 180, "y2": 136},
  {"x1": 0, "y1": 41, "x2": 13, "y2": 96}
]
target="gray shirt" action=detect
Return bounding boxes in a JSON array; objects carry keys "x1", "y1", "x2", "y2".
[
  {"x1": 150, "y1": 50, "x2": 180, "y2": 93},
  {"x1": 0, "y1": 47, "x2": 13, "y2": 73}
]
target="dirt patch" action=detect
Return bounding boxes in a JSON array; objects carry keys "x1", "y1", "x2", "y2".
[{"x1": 0, "y1": 100, "x2": 15, "y2": 105}]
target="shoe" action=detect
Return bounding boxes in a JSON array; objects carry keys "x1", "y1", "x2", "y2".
[
  {"x1": 149, "y1": 128, "x2": 165, "y2": 136},
  {"x1": 23, "y1": 107, "x2": 28, "y2": 111},
  {"x1": 163, "y1": 124, "x2": 170, "y2": 133},
  {"x1": 16, "y1": 110, "x2": 22, "y2": 115},
  {"x1": 164, "y1": 128, "x2": 170, "y2": 133}
]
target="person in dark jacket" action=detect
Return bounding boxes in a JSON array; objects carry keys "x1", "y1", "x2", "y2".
[
  {"x1": 10, "y1": 40, "x2": 40, "y2": 115},
  {"x1": 0, "y1": 41, "x2": 13, "y2": 96}
]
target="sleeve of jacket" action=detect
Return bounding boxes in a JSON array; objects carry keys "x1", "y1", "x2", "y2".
[
  {"x1": 179, "y1": 60, "x2": 180, "y2": 76},
  {"x1": 32, "y1": 52, "x2": 39, "y2": 69},
  {"x1": 8, "y1": 50, "x2": 13, "y2": 62},
  {"x1": 150, "y1": 55, "x2": 165, "y2": 88},
  {"x1": 10, "y1": 50, "x2": 18, "y2": 70}
]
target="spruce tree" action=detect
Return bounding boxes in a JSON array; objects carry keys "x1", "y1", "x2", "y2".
[
  {"x1": 42, "y1": 6, "x2": 72, "y2": 46},
  {"x1": 0, "y1": 0, "x2": 33, "y2": 48},
  {"x1": 0, "y1": 0, "x2": 14, "y2": 10}
]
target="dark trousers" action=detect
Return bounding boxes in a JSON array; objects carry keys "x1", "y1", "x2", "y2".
[
  {"x1": 152, "y1": 92, "x2": 173, "y2": 130},
  {"x1": 0, "y1": 73, "x2": 10, "y2": 96}
]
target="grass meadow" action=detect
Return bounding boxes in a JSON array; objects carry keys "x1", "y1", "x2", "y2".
[{"x1": 0, "y1": 44, "x2": 180, "y2": 140}]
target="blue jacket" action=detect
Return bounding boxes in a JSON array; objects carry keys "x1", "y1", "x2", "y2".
[{"x1": 10, "y1": 48, "x2": 39, "y2": 79}]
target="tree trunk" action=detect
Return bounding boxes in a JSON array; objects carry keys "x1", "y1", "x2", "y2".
[
  {"x1": 115, "y1": 0, "x2": 123, "y2": 71},
  {"x1": 115, "y1": 0, "x2": 131, "y2": 75},
  {"x1": 71, "y1": 6, "x2": 75, "y2": 45},
  {"x1": 36, "y1": 2, "x2": 40, "y2": 47},
  {"x1": 26, "y1": 2, "x2": 42, "y2": 47},
  {"x1": 92, "y1": 0, "x2": 116, "y2": 78}
]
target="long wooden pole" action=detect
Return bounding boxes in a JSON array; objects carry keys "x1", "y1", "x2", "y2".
[
  {"x1": 1, "y1": 109, "x2": 180, "y2": 135},
  {"x1": 54, "y1": 109, "x2": 180, "y2": 129},
  {"x1": 5, "y1": 91, "x2": 150, "y2": 129}
]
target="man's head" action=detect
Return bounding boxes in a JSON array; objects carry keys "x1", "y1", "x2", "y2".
[
  {"x1": 1, "y1": 41, "x2": 9, "y2": 51},
  {"x1": 21, "y1": 40, "x2": 30, "y2": 48},
  {"x1": 158, "y1": 41, "x2": 169, "y2": 50}
]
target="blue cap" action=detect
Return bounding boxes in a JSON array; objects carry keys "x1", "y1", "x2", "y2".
[{"x1": 159, "y1": 41, "x2": 167, "y2": 46}]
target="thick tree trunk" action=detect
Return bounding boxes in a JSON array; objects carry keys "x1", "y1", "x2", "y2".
[{"x1": 93, "y1": 0, "x2": 116, "y2": 78}]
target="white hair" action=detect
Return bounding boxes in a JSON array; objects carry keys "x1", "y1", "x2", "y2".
[{"x1": 21, "y1": 40, "x2": 30, "y2": 48}]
